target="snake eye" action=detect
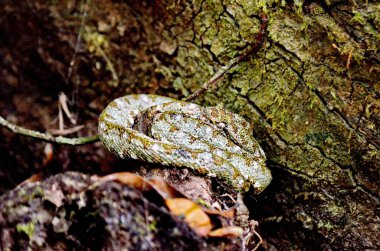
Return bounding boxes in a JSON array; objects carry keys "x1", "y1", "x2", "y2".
[{"x1": 172, "y1": 114, "x2": 181, "y2": 121}]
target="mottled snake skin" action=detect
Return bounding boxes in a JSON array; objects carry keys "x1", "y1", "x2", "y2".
[{"x1": 98, "y1": 94, "x2": 272, "y2": 193}]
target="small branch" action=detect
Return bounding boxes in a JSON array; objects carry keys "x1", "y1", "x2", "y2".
[
  {"x1": 49, "y1": 125, "x2": 85, "y2": 136},
  {"x1": 0, "y1": 115, "x2": 99, "y2": 145},
  {"x1": 184, "y1": 12, "x2": 268, "y2": 102},
  {"x1": 183, "y1": 56, "x2": 246, "y2": 102},
  {"x1": 95, "y1": 43, "x2": 120, "y2": 85}
]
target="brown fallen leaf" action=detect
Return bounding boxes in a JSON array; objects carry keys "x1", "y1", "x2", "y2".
[
  {"x1": 99, "y1": 172, "x2": 154, "y2": 191},
  {"x1": 148, "y1": 177, "x2": 187, "y2": 199},
  {"x1": 147, "y1": 178, "x2": 235, "y2": 219},
  {"x1": 203, "y1": 207, "x2": 236, "y2": 219},
  {"x1": 98, "y1": 173, "x2": 240, "y2": 238},
  {"x1": 165, "y1": 198, "x2": 213, "y2": 237},
  {"x1": 208, "y1": 226, "x2": 244, "y2": 238}
]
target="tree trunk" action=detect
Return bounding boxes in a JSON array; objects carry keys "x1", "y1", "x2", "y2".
[{"x1": 0, "y1": 0, "x2": 379, "y2": 250}]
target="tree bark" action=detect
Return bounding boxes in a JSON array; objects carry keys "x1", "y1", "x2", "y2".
[{"x1": 0, "y1": 0, "x2": 379, "y2": 250}]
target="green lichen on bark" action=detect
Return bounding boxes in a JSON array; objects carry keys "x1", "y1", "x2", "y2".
[
  {"x1": 112, "y1": 0, "x2": 379, "y2": 249},
  {"x1": 16, "y1": 221, "x2": 36, "y2": 239}
]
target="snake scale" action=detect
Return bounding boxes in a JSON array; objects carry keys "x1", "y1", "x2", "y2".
[{"x1": 98, "y1": 94, "x2": 272, "y2": 194}]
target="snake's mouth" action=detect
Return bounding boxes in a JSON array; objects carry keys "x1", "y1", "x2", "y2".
[{"x1": 250, "y1": 167, "x2": 272, "y2": 195}]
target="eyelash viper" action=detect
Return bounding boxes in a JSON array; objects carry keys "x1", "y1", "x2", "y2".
[{"x1": 98, "y1": 94, "x2": 272, "y2": 194}]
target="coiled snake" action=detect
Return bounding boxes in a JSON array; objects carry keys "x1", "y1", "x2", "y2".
[{"x1": 99, "y1": 94, "x2": 272, "y2": 194}]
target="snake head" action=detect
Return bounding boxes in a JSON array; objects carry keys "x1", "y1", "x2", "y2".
[
  {"x1": 204, "y1": 105, "x2": 272, "y2": 194},
  {"x1": 204, "y1": 105, "x2": 257, "y2": 152}
]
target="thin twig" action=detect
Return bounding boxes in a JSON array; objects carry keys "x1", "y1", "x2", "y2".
[
  {"x1": 94, "y1": 43, "x2": 120, "y2": 84},
  {"x1": 67, "y1": 0, "x2": 90, "y2": 119},
  {"x1": 0, "y1": 115, "x2": 99, "y2": 145},
  {"x1": 66, "y1": 0, "x2": 89, "y2": 85},
  {"x1": 183, "y1": 12, "x2": 268, "y2": 102},
  {"x1": 49, "y1": 125, "x2": 85, "y2": 136},
  {"x1": 59, "y1": 92, "x2": 77, "y2": 124}
]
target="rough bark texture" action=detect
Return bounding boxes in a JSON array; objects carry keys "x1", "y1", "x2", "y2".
[{"x1": 0, "y1": 0, "x2": 379, "y2": 250}]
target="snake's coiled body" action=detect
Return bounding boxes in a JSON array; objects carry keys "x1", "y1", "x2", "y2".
[{"x1": 99, "y1": 94, "x2": 272, "y2": 193}]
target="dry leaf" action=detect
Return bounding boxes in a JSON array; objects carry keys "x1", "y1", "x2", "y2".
[
  {"x1": 203, "y1": 208, "x2": 236, "y2": 219},
  {"x1": 165, "y1": 198, "x2": 212, "y2": 236},
  {"x1": 148, "y1": 177, "x2": 187, "y2": 199},
  {"x1": 99, "y1": 172, "x2": 153, "y2": 191},
  {"x1": 208, "y1": 226, "x2": 244, "y2": 238},
  {"x1": 98, "y1": 173, "x2": 240, "y2": 238}
]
